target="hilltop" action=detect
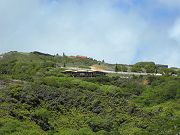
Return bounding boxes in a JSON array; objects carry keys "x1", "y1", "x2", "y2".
[
  {"x1": 0, "y1": 51, "x2": 180, "y2": 135},
  {"x1": 0, "y1": 51, "x2": 179, "y2": 75}
]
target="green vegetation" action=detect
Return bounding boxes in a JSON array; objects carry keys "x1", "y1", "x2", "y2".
[
  {"x1": 131, "y1": 62, "x2": 156, "y2": 73},
  {"x1": 0, "y1": 51, "x2": 179, "y2": 135},
  {"x1": 115, "y1": 64, "x2": 128, "y2": 72}
]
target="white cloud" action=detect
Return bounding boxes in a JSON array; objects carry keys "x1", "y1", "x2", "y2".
[
  {"x1": 0, "y1": 0, "x2": 180, "y2": 67},
  {"x1": 169, "y1": 19, "x2": 180, "y2": 42},
  {"x1": 157, "y1": 0, "x2": 180, "y2": 8},
  {"x1": 0, "y1": 0, "x2": 146, "y2": 63}
]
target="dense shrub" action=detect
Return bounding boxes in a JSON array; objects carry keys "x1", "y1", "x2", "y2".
[{"x1": 0, "y1": 52, "x2": 179, "y2": 135}]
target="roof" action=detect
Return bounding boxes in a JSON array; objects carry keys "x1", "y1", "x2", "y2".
[{"x1": 64, "y1": 70, "x2": 106, "y2": 73}]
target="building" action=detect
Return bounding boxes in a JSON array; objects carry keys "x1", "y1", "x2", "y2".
[
  {"x1": 68, "y1": 55, "x2": 89, "y2": 59},
  {"x1": 76, "y1": 55, "x2": 88, "y2": 59},
  {"x1": 156, "y1": 64, "x2": 168, "y2": 68},
  {"x1": 63, "y1": 70, "x2": 106, "y2": 77}
]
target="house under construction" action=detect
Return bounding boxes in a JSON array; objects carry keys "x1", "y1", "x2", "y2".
[{"x1": 63, "y1": 70, "x2": 107, "y2": 77}]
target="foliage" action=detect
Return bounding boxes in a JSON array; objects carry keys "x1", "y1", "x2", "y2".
[
  {"x1": 0, "y1": 118, "x2": 46, "y2": 135},
  {"x1": 114, "y1": 64, "x2": 128, "y2": 72},
  {"x1": 131, "y1": 62, "x2": 156, "y2": 73},
  {"x1": 0, "y1": 51, "x2": 180, "y2": 135}
]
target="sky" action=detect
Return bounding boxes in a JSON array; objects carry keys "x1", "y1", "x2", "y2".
[{"x1": 0, "y1": 0, "x2": 180, "y2": 67}]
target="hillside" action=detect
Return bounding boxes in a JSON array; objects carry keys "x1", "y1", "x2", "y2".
[{"x1": 0, "y1": 51, "x2": 180, "y2": 135}]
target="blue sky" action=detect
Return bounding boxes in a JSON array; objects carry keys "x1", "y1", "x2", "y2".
[{"x1": 0, "y1": 0, "x2": 180, "y2": 67}]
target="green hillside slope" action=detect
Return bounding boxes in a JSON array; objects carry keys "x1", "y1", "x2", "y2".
[{"x1": 0, "y1": 51, "x2": 179, "y2": 135}]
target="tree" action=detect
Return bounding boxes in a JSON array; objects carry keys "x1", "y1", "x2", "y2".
[
  {"x1": 131, "y1": 62, "x2": 156, "y2": 73},
  {"x1": 63, "y1": 63, "x2": 66, "y2": 67},
  {"x1": 115, "y1": 64, "x2": 118, "y2": 72},
  {"x1": 121, "y1": 65, "x2": 128, "y2": 72},
  {"x1": 63, "y1": 52, "x2": 66, "y2": 57},
  {"x1": 159, "y1": 68, "x2": 176, "y2": 76}
]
